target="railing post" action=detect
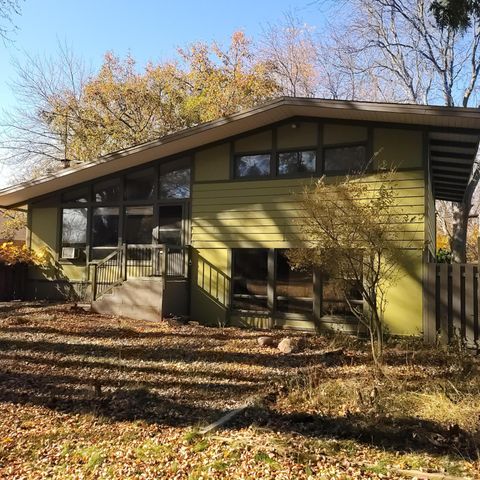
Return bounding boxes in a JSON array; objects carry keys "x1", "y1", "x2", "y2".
[
  {"x1": 92, "y1": 263, "x2": 98, "y2": 301},
  {"x1": 122, "y1": 243, "x2": 128, "y2": 281},
  {"x1": 162, "y1": 244, "x2": 167, "y2": 278}
]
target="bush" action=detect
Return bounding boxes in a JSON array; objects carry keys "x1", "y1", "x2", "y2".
[{"x1": 0, "y1": 242, "x2": 45, "y2": 266}]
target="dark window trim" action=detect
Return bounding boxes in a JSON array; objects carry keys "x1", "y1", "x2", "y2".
[
  {"x1": 230, "y1": 247, "x2": 363, "y2": 323},
  {"x1": 232, "y1": 152, "x2": 272, "y2": 180},
  {"x1": 276, "y1": 148, "x2": 318, "y2": 178},
  {"x1": 323, "y1": 141, "x2": 370, "y2": 176}
]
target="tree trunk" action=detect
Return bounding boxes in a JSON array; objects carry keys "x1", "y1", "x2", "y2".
[
  {"x1": 451, "y1": 202, "x2": 469, "y2": 263},
  {"x1": 451, "y1": 161, "x2": 478, "y2": 263}
]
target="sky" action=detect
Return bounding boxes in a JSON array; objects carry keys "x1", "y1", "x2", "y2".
[{"x1": 0, "y1": 0, "x2": 331, "y2": 187}]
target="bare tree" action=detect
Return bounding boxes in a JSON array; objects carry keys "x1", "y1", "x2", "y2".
[
  {"x1": 0, "y1": 0, "x2": 21, "y2": 43},
  {"x1": 324, "y1": 0, "x2": 480, "y2": 262},
  {"x1": 289, "y1": 164, "x2": 418, "y2": 366},
  {"x1": 259, "y1": 13, "x2": 320, "y2": 97},
  {"x1": 0, "y1": 44, "x2": 90, "y2": 181}
]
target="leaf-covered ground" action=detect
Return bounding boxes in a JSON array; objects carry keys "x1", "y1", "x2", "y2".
[{"x1": 0, "y1": 302, "x2": 478, "y2": 479}]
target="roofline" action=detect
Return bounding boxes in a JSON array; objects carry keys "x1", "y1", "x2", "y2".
[{"x1": 1, "y1": 96, "x2": 480, "y2": 206}]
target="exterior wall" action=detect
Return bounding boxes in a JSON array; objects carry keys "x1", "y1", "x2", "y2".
[
  {"x1": 24, "y1": 118, "x2": 430, "y2": 335},
  {"x1": 27, "y1": 206, "x2": 89, "y2": 300},
  {"x1": 191, "y1": 124, "x2": 427, "y2": 335}
]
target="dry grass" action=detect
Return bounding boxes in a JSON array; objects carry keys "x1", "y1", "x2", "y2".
[{"x1": 0, "y1": 301, "x2": 479, "y2": 479}]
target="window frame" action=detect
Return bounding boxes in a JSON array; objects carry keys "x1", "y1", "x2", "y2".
[
  {"x1": 230, "y1": 247, "x2": 363, "y2": 323},
  {"x1": 322, "y1": 141, "x2": 369, "y2": 175},
  {"x1": 232, "y1": 151, "x2": 272, "y2": 180},
  {"x1": 55, "y1": 155, "x2": 192, "y2": 263},
  {"x1": 276, "y1": 148, "x2": 317, "y2": 177}
]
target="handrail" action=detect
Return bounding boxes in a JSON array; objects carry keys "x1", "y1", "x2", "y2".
[
  {"x1": 91, "y1": 246, "x2": 124, "y2": 300},
  {"x1": 91, "y1": 244, "x2": 190, "y2": 301}
]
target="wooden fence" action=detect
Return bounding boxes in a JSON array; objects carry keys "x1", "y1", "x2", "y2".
[
  {"x1": 0, "y1": 263, "x2": 28, "y2": 301},
  {"x1": 424, "y1": 263, "x2": 479, "y2": 349}
]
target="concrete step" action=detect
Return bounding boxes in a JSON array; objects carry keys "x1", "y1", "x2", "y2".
[
  {"x1": 91, "y1": 276, "x2": 164, "y2": 320},
  {"x1": 109, "y1": 286, "x2": 162, "y2": 305},
  {"x1": 92, "y1": 301, "x2": 162, "y2": 321}
]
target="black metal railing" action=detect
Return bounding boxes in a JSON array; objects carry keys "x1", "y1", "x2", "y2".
[
  {"x1": 91, "y1": 244, "x2": 190, "y2": 301},
  {"x1": 92, "y1": 246, "x2": 125, "y2": 300}
]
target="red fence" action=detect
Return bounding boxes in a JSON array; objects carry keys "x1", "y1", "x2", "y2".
[{"x1": 0, "y1": 263, "x2": 28, "y2": 301}]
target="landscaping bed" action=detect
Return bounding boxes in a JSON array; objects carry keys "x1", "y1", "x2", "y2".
[{"x1": 0, "y1": 302, "x2": 478, "y2": 479}]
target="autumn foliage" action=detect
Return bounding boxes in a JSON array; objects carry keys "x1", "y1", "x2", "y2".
[{"x1": 0, "y1": 242, "x2": 44, "y2": 266}]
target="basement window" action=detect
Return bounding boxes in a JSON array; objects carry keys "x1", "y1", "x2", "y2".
[
  {"x1": 234, "y1": 154, "x2": 271, "y2": 178},
  {"x1": 275, "y1": 249, "x2": 313, "y2": 314},
  {"x1": 232, "y1": 249, "x2": 269, "y2": 311},
  {"x1": 61, "y1": 208, "x2": 87, "y2": 260}
]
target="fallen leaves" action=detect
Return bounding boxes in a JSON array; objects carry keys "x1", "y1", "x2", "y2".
[{"x1": 0, "y1": 301, "x2": 478, "y2": 479}]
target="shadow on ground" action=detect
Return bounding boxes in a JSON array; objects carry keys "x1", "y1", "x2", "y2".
[{"x1": 0, "y1": 302, "x2": 478, "y2": 460}]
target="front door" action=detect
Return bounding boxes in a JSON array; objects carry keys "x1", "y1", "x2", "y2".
[
  {"x1": 124, "y1": 206, "x2": 154, "y2": 276},
  {"x1": 158, "y1": 204, "x2": 185, "y2": 276}
]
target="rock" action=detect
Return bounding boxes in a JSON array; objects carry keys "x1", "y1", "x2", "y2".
[
  {"x1": 278, "y1": 337, "x2": 298, "y2": 354},
  {"x1": 257, "y1": 336, "x2": 278, "y2": 348}
]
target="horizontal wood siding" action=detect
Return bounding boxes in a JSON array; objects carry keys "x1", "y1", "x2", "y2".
[{"x1": 191, "y1": 171, "x2": 425, "y2": 249}]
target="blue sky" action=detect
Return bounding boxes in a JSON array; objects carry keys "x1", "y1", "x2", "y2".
[
  {"x1": 0, "y1": 0, "x2": 329, "y2": 110},
  {"x1": 0, "y1": 0, "x2": 330, "y2": 186}
]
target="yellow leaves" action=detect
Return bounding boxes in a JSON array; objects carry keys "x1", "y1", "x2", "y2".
[{"x1": 0, "y1": 242, "x2": 45, "y2": 266}]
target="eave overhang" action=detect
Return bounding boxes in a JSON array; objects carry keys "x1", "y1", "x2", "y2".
[{"x1": 1, "y1": 96, "x2": 480, "y2": 207}]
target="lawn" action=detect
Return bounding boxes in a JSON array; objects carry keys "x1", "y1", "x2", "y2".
[{"x1": 0, "y1": 302, "x2": 478, "y2": 479}]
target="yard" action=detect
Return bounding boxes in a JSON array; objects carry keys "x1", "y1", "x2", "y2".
[{"x1": 0, "y1": 302, "x2": 479, "y2": 479}]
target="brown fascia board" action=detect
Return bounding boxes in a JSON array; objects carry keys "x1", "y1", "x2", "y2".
[{"x1": 1, "y1": 96, "x2": 480, "y2": 207}]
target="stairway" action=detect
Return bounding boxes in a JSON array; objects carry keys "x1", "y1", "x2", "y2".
[{"x1": 91, "y1": 277, "x2": 164, "y2": 321}]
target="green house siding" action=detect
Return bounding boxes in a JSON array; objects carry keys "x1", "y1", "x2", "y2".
[
  {"x1": 24, "y1": 118, "x2": 430, "y2": 335},
  {"x1": 28, "y1": 206, "x2": 89, "y2": 299},
  {"x1": 190, "y1": 171, "x2": 425, "y2": 334}
]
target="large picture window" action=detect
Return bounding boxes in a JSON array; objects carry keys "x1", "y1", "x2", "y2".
[
  {"x1": 324, "y1": 145, "x2": 367, "y2": 173},
  {"x1": 125, "y1": 206, "x2": 153, "y2": 244},
  {"x1": 234, "y1": 154, "x2": 271, "y2": 178},
  {"x1": 277, "y1": 151, "x2": 316, "y2": 176},
  {"x1": 92, "y1": 207, "x2": 119, "y2": 247},
  {"x1": 61, "y1": 208, "x2": 87, "y2": 259},
  {"x1": 275, "y1": 249, "x2": 313, "y2": 314},
  {"x1": 232, "y1": 249, "x2": 268, "y2": 311}
]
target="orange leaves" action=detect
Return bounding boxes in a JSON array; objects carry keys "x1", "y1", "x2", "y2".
[{"x1": 0, "y1": 242, "x2": 45, "y2": 265}]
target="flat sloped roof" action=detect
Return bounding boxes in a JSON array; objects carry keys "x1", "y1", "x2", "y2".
[{"x1": 0, "y1": 96, "x2": 479, "y2": 207}]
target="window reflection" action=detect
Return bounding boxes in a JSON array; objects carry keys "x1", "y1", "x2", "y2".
[
  {"x1": 276, "y1": 249, "x2": 313, "y2": 314},
  {"x1": 234, "y1": 154, "x2": 271, "y2": 178},
  {"x1": 232, "y1": 249, "x2": 269, "y2": 311},
  {"x1": 277, "y1": 151, "x2": 316, "y2": 175},
  {"x1": 94, "y1": 179, "x2": 121, "y2": 203},
  {"x1": 125, "y1": 168, "x2": 155, "y2": 201},
  {"x1": 125, "y1": 206, "x2": 153, "y2": 244}
]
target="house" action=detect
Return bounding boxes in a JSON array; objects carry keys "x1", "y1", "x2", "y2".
[{"x1": 0, "y1": 97, "x2": 479, "y2": 335}]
